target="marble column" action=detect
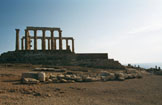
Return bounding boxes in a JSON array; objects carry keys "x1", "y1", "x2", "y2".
[
  {"x1": 42, "y1": 30, "x2": 46, "y2": 51},
  {"x1": 15, "y1": 29, "x2": 20, "y2": 51},
  {"x1": 54, "y1": 38, "x2": 56, "y2": 50},
  {"x1": 59, "y1": 30, "x2": 62, "y2": 50},
  {"x1": 72, "y1": 39, "x2": 74, "y2": 53},
  {"x1": 50, "y1": 30, "x2": 54, "y2": 50},
  {"x1": 34, "y1": 29, "x2": 37, "y2": 51},
  {"x1": 21, "y1": 38, "x2": 24, "y2": 50},
  {"x1": 66, "y1": 39, "x2": 68, "y2": 50},
  {"x1": 25, "y1": 29, "x2": 28, "y2": 50},
  {"x1": 27, "y1": 31, "x2": 31, "y2": 50},
  {"x1": 48, "y1": 39, "x2": 50, "y2": 50}
]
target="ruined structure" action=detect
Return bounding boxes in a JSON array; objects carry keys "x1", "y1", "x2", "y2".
[
  {"x1": 15, "y1": 26, "x2": 74, "y2": 52},
  {"x1": 0, "y1": 26, "x2": 124, "y2": 69}
]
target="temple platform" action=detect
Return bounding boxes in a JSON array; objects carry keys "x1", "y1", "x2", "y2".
[{"x1": 0, "y1": 50, "x2": 124, "y2": 69}]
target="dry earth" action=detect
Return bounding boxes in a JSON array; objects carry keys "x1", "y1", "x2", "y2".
[{"x1": 0, "y1": 64, "x2": 162, "y2": 105}]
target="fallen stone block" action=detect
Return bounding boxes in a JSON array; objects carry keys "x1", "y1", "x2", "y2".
[
  {"x1": 38, "y1": 72, "x2": 46, "y2": 82},
  {"x1": 116, "y1": 72, "x2": 125, "y2": 81},
  {"x1": 22, "y1": 72, "x2": 38, "y2": 79},
  {"x1": 22, "y1": 78, "x2": 40, "y2": 84}
]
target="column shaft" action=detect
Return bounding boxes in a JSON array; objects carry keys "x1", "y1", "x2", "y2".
[
  {"x1": 42, "y1": 30, "x2": 46, "y2": 50},
  {"x1": 25, "y1": 29, "x2": 28, "y2": 50},
  {"x1": 50, "y1": 30, "x2": 54, "y2": 50},
  {"x1": 34, "y1": 30, "x2": 37, "y2": 51},
  {"x1": 59, "y1": 30, "x2": 62, "y2": 50},
  {"x1": 15, "y1": 29, "x2": 20, "y2": 51},
  {"x1": 21, "y1": 38, "x2": 24, "y2": 50},
  {"x1": 54, "y1": 39, "x2": 56, "y2": 50},
  {"x1": 48, "y1": 39, "x2": 50, "y2": 50},
  {"x1": 66, "y1": 39, "x2": 68, "y2": 50}
]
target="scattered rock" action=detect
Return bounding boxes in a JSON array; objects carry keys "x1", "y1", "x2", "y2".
[
  {"x1": 64, "y1": 74, "x2": 72, "y2": 80},
  {"x1": 74, "y1": 76, "x2": 83, "y2": 82},
  {"x1": 117, "y1": 73, "x2": 125, "y2": 81},
  {"x1": 60, "y1": 79, "x2": 68, "y2": 83},
  {"x1": 83, "y1": 77, "x2": 94, "y2": 82},
  {"x1": 49, "y1": 74, "x2": 57, "y2": 79},
  {"x1": 57, "y1": 74, "x2": 65, "y2": 80},
  {"x1": 22, "y1": 78, "x2": 39, "y2": 84},
  {"x1": 100, "y1": 72, "x2": 110, "y2": 76}
]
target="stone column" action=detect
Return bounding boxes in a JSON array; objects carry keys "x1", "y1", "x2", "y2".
[
  {"x1": 27, "y1": 31, "x2": 31, "y2": 50},
  {"x1": 72, "y1": 38, "x2": 74, "y2": 53},
  {"x1": 42, "y1": 30, "x2": 46, "y2": 51},
  {"x1": 59, "y1": 30, "x2": 62, "y2": 50},
  {"x1": 25, "y1": 29, "x2": 28, "y2": 50},
  {"x1": 21, "y1": 38, "x2": 24, "y2": 50},
  {"x1": 48, "y1": 39, "x2": 50, "y2": 50},
  {"x1": 50, "y1": 30, "x2": 54, "y2": 50},
  {"x1": 34, "y1": 29, "x2": 37, "y2": 51},
  {"x1": 66, "y1": 39, "x2": 69, "y2": 50},
  {"x1": 54, "y1": 38, "x2": 56, "y2": 50},
  {"x1": 15, "y1": 29, "x2": 20, "y2": 51}
]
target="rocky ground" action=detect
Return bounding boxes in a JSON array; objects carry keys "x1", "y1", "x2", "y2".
[{"x1": 0, "y1": 64, "x2": 162, "y2": 105}]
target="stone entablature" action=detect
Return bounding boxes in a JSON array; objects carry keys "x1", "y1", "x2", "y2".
[{"x1": 15, "y1": 26, "x2": 75, "y2": 52}]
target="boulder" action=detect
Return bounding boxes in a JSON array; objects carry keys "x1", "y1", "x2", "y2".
[
  {"x1": 38, "y1": 72, "x2": 46, "y2": 82},
  {"x1": 57, "y1": 74, "x2": 65, "y2": 80},
  {"x1": 136, "y1": 72, "x2": 143, "y2": 78},
  {"x1": 126, "y1": 69, "x2": 138, "y2": 74},
  {"x1": 64, "y1": 74, "x2": 72, "y2": 80},
  {"x1": 100, "y1": 72, "x2": 110, "y2": 76},
  {"x1": 47, "y1": 79, "x2": 53, "y2": 83},
  {"x1": 101, "y1": 76, "x2": 108, "y2": 81},
  {"x1": 116, "y1": 73, "x2": 125, "y2": 81},
  {"x1": 74, "y1": 76, "x2": 83, "y2": 82},
  {"x1": 108, "y1": 73, "x2": 116, "y2": 80},
  {"x1": 67, "y1": 80, "x2": 75, "y2": 83},
  {"x1": 52, "y1": 78, "x2": 60, "y2": 83},
  {"x1": 127, "y1": 74, "x2": 134, "y2": 79},
  {"x1": 60, "y1": 79, "x2": 68, "y2": 83},
  {"x1": 22, "y1": 78, "x2": 39, "y2": 84},
  {"x1": 83, "y1": 76, "x2": 94, "y2": 82},
  {"x1": 49, "y1": 74, "x2": 57, "y2": 79}
]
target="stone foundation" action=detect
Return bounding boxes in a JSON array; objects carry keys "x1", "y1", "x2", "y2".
[{"x1": 0, "y1": 50, "x2": 124, "y2": 69}]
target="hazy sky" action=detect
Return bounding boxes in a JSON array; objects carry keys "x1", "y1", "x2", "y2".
[{"x1": 0, "y1": 0, "x2": 162, "y2": 64}]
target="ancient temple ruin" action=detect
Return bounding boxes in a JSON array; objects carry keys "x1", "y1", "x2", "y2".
[
  {"x1": 0, "y1": 26, "x2": 125, "y2": 69},
  {"x1": 15, "y1": 26, "x2": 74, "y2": 52}
]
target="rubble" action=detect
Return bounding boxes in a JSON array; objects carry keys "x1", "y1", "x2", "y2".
[{"x1": 21, "y1": 68, "x2": 143, "y2": 84}]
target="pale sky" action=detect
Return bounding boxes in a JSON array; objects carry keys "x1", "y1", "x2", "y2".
[{"x1": 0, "y1": 0, "x2": 162, "y2": 65}]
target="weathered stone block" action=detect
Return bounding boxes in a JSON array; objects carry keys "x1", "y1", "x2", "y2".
[
  {"x1": 22, "y1": 78, "x2": 39, "y2": 84},
  {"x1": 38, "y1": 72, "x2": 46, "y2": 82},
  {"x1": 22, "y1": 72, "x2": 38, "y2": 79}
]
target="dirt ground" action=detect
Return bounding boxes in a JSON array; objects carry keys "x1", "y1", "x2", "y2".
[{"x1": 0, "y1": 64, "x2": 162, "y2": 105}]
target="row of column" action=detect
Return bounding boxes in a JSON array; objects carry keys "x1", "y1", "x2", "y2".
[
  {"x1": 16, "y1": 29, "x2": 75, "y2": 52},
  {"x1": 26, "y1": 29, "x2": 62, "y2": 51},
  {"x1": 21, "y1": 38, "x2": 74, "y2": 52}
]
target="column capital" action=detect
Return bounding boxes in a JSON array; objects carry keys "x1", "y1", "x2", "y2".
[
  {"x1": 24, "y1": 29, "x2": 29, "y2": 32},
  {"x1": 15, "y1": 29, "x2": 20, "y2": 31},
  {"x1": 33, "y1": 29, "x2": 37, "y2": 32},
  {"x1": 50, "y1": 29, "x2": 54, "y2": 32},
  {"x1": 42, "y1": 29, "x2": 46, "y2": 32}
]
